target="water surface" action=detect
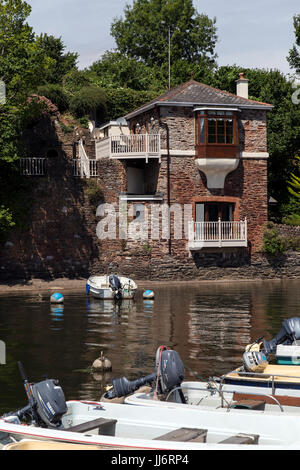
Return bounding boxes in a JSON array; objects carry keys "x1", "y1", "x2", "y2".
[{"x1": 1, "y1": 279, "x2": 300, "y2": 414}]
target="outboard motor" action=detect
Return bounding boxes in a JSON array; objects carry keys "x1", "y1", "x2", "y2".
[
  {"x1": 3, "y1": 362, "x2": 67, "y2": 428},
  {"x1": 104, "y1": 346, "x2": 185, "y2": 401},
  {"x1": 262, "y1": 317, "x2": 300, "y2": 355},
  {"x1": 242, "y1": 351, "x2": 268, "y2": 373},
  {"x1": 31, "y1": 379, "x2": 67, "y2": 428},
  {"x1": 109, "y1": 274, "x2": 122, "y2": 301}
]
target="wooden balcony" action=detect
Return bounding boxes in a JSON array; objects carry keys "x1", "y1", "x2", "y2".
[
  {"x1": 188, "y1": 219, "x2": 247, "y2": 250},
  {"x1": 196, "y1": 144, "x2": 239, "y2": 159},
  {"x1": 95, "y1": 134, "x2": 161, "y2": 162}
]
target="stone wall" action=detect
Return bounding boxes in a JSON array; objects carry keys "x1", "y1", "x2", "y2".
[{"x1": 239, "y1": 109, "x2": 267, "y2": 153}]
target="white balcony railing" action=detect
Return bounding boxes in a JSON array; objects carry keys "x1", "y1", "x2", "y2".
[
  {"x1": 73, "y1": 159, "x2": 98, "y2": 177},
  {"x1": 20, "y1": 158, "x2": 46, "y2": 176},
  {"x1": 188, "y1": 219, "x2": 247, "y2": 250},
  {"x1": 79, "y1": 139, "x2": 91, "y2": 178},
  {"x1": 95, "y1": 134, "x2": 161, "y2": 161}
]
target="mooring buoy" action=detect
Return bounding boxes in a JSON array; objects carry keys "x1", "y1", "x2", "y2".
[
  {"x1": 143, "y1": 289, "x2": 155, "y2": 299},
  {"x1": 92, "y1": 351, "x2": 112, "y2": 371},
  {"x1": 50, "y1": 292, "x2": 64, "y2": 304}
]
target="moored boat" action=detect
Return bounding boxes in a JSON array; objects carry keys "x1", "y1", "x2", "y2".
[
  {"x1": 86, "y1": 274, "x2": 137, "y2": 300},
  {"x1": 2, "y1": 397, "x2": 300, "y2": 450},
  {"x1": 124, "y1": 319, "x2": 300, "y2": 412}
]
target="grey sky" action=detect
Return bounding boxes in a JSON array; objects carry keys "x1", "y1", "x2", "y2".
[{"x1": 27, "y1": 0, "x2": 299, "y2": 75}]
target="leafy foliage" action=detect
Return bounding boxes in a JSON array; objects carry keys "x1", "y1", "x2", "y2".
[
  {"x1": 36, "y1": 84, "x2": 69, "y2": 113},
  {"x1": 69, "y1": 85, "x2": 107, "y2": 120},
  {"x1": 287, "y1": 14, "x2": 300, "y2": 73},
  {"x1": 262, "y1": 223, "x2": 285, "y2": 255},
  {"x1": 288, "y1": 156, "x2": 300, "y2": 199},
  {"x1": 111, "y1": 0, "x2": 217, "y2": 70},
  {"x1": 0, "y1": 205, "x2": 15, "y2": 241},
  {"x1": 0, "y1": 0, "x2": 54, "y2": 103},
  {"x1": 36, "y1": 33, "x2": 78, "y2": 84}
]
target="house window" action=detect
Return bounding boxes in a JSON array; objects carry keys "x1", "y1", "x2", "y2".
[{"x1": 195, "y1": 110, "x2": 238, "y2": 147}]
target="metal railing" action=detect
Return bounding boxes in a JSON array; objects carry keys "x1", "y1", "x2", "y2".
[
  {"x1": 95, "y1": 134, "x2": 161, "y2": 160},
  {"x1": 20, "y1": 158, "x2": 46, "y2": 176},
  {"x1": 221, "y1": 368, "x2": 300, "y2": 396},
  {"x1": 188, "y1": 219, "x2": 247, "y2": 247}
]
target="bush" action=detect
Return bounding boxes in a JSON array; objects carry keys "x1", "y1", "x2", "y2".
[
  {"x1": 0, "y1": 205, "x2": 15, "y2": 242},
  {"x1": 85, "y1": 179, "x2": 104, "y2": 208},
  {"x1": 262, "y1": 223, "x2": 285, "y2": 255},
  {"x1": 36, "y1": 84, "x2": 69, "y2": 113},
  {"x1": 69, "y1": 85, "x2": 107, "y2": 121},
  {"x1": 282, "y1": 214, "x2": 300, "y2": 226}
]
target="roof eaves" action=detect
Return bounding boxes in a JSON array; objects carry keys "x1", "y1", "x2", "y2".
[{"x1": 125, "y1": 99, "x2": 273, "y2": 119}]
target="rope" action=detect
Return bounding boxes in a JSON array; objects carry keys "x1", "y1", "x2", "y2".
[{"x1": 184, "y1": 364, "x2": 207, "y2": 383}]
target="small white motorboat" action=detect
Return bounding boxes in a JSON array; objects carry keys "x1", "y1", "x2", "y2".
[
  {"x1": 2, "y1": 361, "x2": 300, "y2": 450},
  {"x1": 215, "y1": 317, "x2": 300, "y2": 401},
  {"x1": 125, "y1": 380, "x2": 300, "y2": 414},
  {"x1": 3, "y1": 398, "x2": 300, "y2": 450},
  {"x1": 86, "y1": 274, "x2": 138, "y2": 300},
  {"x1": 124, "y1": 320, "x2": 300, "y2": 413}
]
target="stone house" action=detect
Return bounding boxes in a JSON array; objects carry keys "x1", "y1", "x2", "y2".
[
  {"x1": 8, "y1": 74, "x2": 274, "y2": 281},
  {"x1": 93, "y1": 74, "x2": 273, "y2": 269}
]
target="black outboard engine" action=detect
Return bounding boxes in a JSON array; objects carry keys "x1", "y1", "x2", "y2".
[
  {"x1": 109, "y1": 274, "x2": 122, "y2": 301},
  {"x1": 31, "y1": 379, "x2": 68, "y2": 428},
  {"x1": 104, "y1": 346, "x2": 185, "y2": 401},
  {"x1": 262, "y1": 317, "x2": 300, "y2": 355},
  {"x1": 3, "y1": 362, "x2": 67, "y2": 429}
]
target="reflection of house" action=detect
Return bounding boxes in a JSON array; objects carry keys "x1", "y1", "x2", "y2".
[{"x1": 94, "y1": 74, "x2": 273, "y2": 260}]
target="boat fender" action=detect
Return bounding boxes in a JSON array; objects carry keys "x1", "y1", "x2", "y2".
[
  {"x1": 86, "y1": 283, "x2": 90, "y2": 295},
  {"x1": 50, "y1": 293, "x2": 64, "y2": 304},
  {"x1": 92, "y1": 351, "x2": 112, "y2": 371}
]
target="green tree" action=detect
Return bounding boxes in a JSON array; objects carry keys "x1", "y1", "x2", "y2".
[
  {"x1": 0, "y1": 0, "x2": 53, "y2": 103},
  {"x1": 287, "y1": 14, "x2": 300, "y2": 73},
  {"x1": 36, "y1": 33, "x2": 78, "y2": 84},
  {"x1": 111, "y1": 0, "x2": 217, "y2": 69},
  {"x1": 89, "y1": 51, "x2": 165, "y2": 92}
]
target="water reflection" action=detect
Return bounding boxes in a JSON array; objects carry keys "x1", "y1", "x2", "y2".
[
  {"x1": 50, "y1": 304, "x2": 64, "y2": 330},
  {"x1": 1, "y1": 280, "x2": 300, "y2": 411},
  {"x1": 187, "y1": 292, "x2": 251, "y2": 375}
]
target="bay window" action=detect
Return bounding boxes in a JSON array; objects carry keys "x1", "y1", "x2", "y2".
[{"x1": 195, "y1": 109, "x2": 239, "y2": 158}]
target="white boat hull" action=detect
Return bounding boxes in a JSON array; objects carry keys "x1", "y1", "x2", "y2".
[
  {"x1": 1, "y1": 400, "x2": 300, "y2": 450},
  {"x1": 125, "y1": 380, "x2": 300, "y2": 414}
]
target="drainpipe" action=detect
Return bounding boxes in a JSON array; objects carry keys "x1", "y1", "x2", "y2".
[{"x1": 157, "y1": 106, "x2": 171, "y2": 255}]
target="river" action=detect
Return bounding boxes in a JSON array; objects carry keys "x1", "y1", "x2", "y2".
[{"x1": 0, "y1": 278, "x2": 300, "y2": 414}]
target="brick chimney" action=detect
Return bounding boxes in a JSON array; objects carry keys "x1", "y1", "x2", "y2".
[{"x1": 236, "y1": 72, "x2": 249, "y2": 99}]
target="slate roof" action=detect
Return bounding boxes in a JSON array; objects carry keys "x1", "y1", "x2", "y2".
[{"x1": 125, "y1": 79, "x2": 273, "y2": 119}]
